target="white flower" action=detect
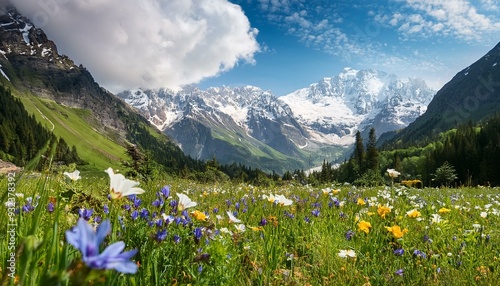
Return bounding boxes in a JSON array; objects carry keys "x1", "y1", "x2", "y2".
[
  {"x1": 176, "y1": 193, "x2": 197, "y2": 211},
  {"x1": 234, "y1": 224, "x2": 246, "y2": 233},
  {"x1": 338, "y1": 249, "x2": 356, "y2": 258},
  {"x1": 220, "y1": 227, "x2": 233, "y2": 235},
  {"x1": 387, "y1": 169, "x2": 401, "y2": 178},
  {"x1": 431, "y1": 214, "x2": 442, "y2": 224},
  {"x1": 226, "y1": 211, "x2": 242, "y2": 223},
  {"x1": 480, "y1": 212, "x2": 488, "y2": 218},
  {"x1": 105, "y1": 167, "x2": 145, "y2": 199},
  {"x1": 63, "y1": 170, "x2": 81, "y2": 181},
  {"x1": 275, "y1": 194, "x2": 293, "y2": 206}
]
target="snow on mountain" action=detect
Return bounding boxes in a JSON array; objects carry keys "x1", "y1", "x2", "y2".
[
  {"x1": 118, "y1": 68, "x2": 435, "y2": 171},
  {"x1": 280, "y1": 68, "x2": 435, "y2": 142}
]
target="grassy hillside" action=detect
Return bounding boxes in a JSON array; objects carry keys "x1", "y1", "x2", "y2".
[{"x1": 10, "y1": 87, "x2": 128, "y2": 171}]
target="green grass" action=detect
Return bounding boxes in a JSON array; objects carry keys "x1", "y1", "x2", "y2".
[
  {"x1": 1, "y1": 170, "x2": 499, "y2": 285},
  {"x1": 12, "y1": 90, "x2": 127, "y2": 171}
]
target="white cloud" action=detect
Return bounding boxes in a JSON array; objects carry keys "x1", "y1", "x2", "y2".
[
  {"x1": 385, "y1": 0, "x2": 500, "y2": 41},
  {"x1": 12, "y1": 0, "x2": 260, "y2": 92}
]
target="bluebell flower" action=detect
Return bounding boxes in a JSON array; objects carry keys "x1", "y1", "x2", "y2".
[
  {"x1": 65, "y1": 218, "x2": 138, "y2": 273},
  {"x1": 304, "y1": 216, "x2": 311, "y2": 223},
  {"x1": 47, "y1": 202, "x2": 55, "y2": 213},
  {"x1": 22, "y1": 203, "x2": 34, "y2": 213},
  {"x1": 103, "y1": 204, "x2": 109, "y2": 215},
  {"x1": 235, "y1": 202, "x2": 241, "y2": 210},
  {"x1": 311, "y1": 209, "x2": 320, "y2": 217},
  {"x1": 194, "y1": 227, "x2": 203, "y2": 243},
  {"x1": 258, "y1": 218, "x2": 267, "y2": 226},
  {"x1": 78, "y1": 208, "x2": 93, "y2": 221},
  {"x1": 393, "y1": 248, "x2": 404, "y2": 256},
  {"x1": 173, "y1": 235, "x2": 181, "y2": 243},
  {"x1": 155, "y1": 229, "x2": 167, "y2": 242},
  {"x1": 152, "y1": 198, "x2": 164, "y2": 208},
  {"x1": 131, "y1": 210, "x2": 139, "y2": 220},
  {"x1": 413, "y1": 249, "x2": 427, "y2": 259},
  {"x1": 139, "y1": 208, "x2": 149, "y2": 219},
  {"x1": 345, "y1": 230, "x2": 354, "y2": 241},
  {"x1": 395, "y1": 269, "x2": 404, "y2": 276},
  {"x1": 160, "y1": 186, "x2": 170, "y2": 198},
  {"x1": 213, "y1": 207, "x2": 219, "y2": 214},
  {"x1": 94, "y1": 216, "x2": 102, "y2": 224}
]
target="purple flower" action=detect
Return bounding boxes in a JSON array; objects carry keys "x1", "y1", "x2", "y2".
[
  {"x1": 155, "y1": 229, "x2": 167, "y2": 242},
  {"x1": 47, "y1": 202, "x2": 55, "y2": 213},
  {"x1": 152, "y1": 198, "x2": 164, "y2": 208},
  {"x1": 194, "y1": 227, "x2": 203, "y2": 243},
  {"x1": 311, "y1": 209, "x2": 320, "y2": 217},
  {"x1": 213, "y1": 207, "x2": 219, "y2": 214},
  {"x1": 139, "y1": 208, "x2": 149, "y2": 219},
  {"x1": 413, "y1": 249, "x2": 427, "y2": 259},
  {"x1": 103, "y1": 205, "x2": 109, "y2": 215},
  {"x1": 65, "y1": 218, "x2": 138, "y2": 273},
  {"x1": 235, "y1": 202, "x2": 241, "y2": 210},
  {"x1": 160, "y1": 186, "x2": 170, "y2": 198},
  {"x1": 393, "y1": 248, "x2": 404, "y2": 256},
  {"x1": 395, "y1": 269, "x2": 404, "y2": 276},
  {"x1": 259, "y1": 218, "x2": 267, "y2": 226},
  {"x1": 131, "y1": 210, "x2": 139, "y2": 220},
  {"x1": 173, "y1": 235, "x2": 181, "y2": 243},
  {"x1": 345, "y1": 230, "x2": 354, "y2": 241},
  {"x1": 78, "y1": 208, "x2": 93, "y2": 221},
  {"x1": 22, "y1": 203, "x2": 35, "y2": 213}
]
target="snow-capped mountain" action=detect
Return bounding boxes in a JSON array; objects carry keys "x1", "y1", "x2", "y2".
[
  {"x1": 118, "y1": 68, "x2": 435, "y2": 172},
  {"x1": 280, "y1": 68, "x2": 435, "y2": 141}
]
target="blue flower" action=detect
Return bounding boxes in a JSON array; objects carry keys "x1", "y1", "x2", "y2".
[
  {"x1": 47, "y1": 202, "x2": 55, "y2": 213},
  {"x1": 311, "y1": 209, "x2": 320, "y2": 217},
  {"x1": 160, "y1": 186, "x2": 170, "y2": 198},
  {"x1": 103, "y1": 205, "x2": 109, "y2": 215},
  {"x1": 65, "y1": 218, "x2": 138, "y2": 273},
  {"x1": 345, "y1": 230, "x2": 354, "y2": 241},
  {"x1": 413, "y1": 249, "x2": 427, "y2": 259},
  {"x1": 131, "y1": 210, "x2": 139, "y2": 220},
  {"x1": 395, "y1": 269, "x2": 404, "y2": 276},
  {"x1": 393, "y1": 248, "x2": 405, "y2": 256},
  {"x1": 78, "y1": 208, "x2": 93, "y2": 221},
  {"x1": 258, "y1": 218, "x2": 267, "y2": 226},
  {"x1": 155, "y1": 229, "x2": 167, "y2": 242}
]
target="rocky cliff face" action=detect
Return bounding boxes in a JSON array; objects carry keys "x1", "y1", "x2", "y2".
[{"x1": 0, "y1": 5, "x2": 130, "y2": 137}]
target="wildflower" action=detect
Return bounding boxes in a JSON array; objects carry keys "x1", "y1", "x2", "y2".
[
  {"x1": 480, "y1": 212, "x2": 488, "y2": 218},
  {"x1": 63, "y1": 170, "x2": 81, "y2": 181},
  {"x1": 438, "y1": 207, "x2": 451, "y2": 214},
  {"x1": 387, "y1": 169, "x2": 401, "y2": 178},
  {"x1": 154, "y1": 229, "x2": 167, "y2": 242},
  {"x1": 47, "y1": 202, "x2": 55, "y2": 213},
  {"x1": 160, "y1": 186, "x2": 170, "y2": 198},
  {"x1": 173, "y1": 235, "x2": 181, "y2": 243},
  {"x1": 258, "y1": 217, "x2": 268, "y2": 226},
  {"x1": 332, "y1": 189, "x2": 341, "y2": 195},
  {"x1": 406, "y1": 209, "x2": 421, "y2": 218},
  {"x1": 191, "y1": 210, "x2": 208, "y2": 221},
  {"x1": 275, "y1": 194, "x2": 293, "y2": 206},
  {"x1": 377, "y1": 205, "x2": 391, "y2": 219},
  {"x1": 385, "y1": 225, "x2": 408, "y2": 239},
  {"x1": 431, "y1": 214, "x2": 444, "y2": 224},
  {"x1": 311, "y1": 209, "x2": 320, "y2": 217},
  {"x1": 322, "y1": 188, "x2": 331, "y2": 195},
  {"x1": 357, "y1": 198, "x2": 366, "y2": 206},
  {"x1": 78, "y1": 208, "x2": 93, "y2": 221},
  {"x1": 234, "y1": 224, "x2": 246, "y2": 233},
  {"x1": 338, "y1": 249, "x2": 356, "y2": 258},
  {"x1": 65, "y1": 218, "x2": 138, "y2": 273},
  {"x1": 226, "y1": 211, "x2": 242, "y2": 223},
  {"x1": 413, "y1": 249, "x2": 427, "y2": 259},
  {"x1": 250, "y1": 226, "x2": 263, "y2": 231},
  {"x1": 105, "y1": 168, "x2": 145, "y2": 199},
  {"x1": 358, "y1": 220, "x2": 372, "y2": 234},
  {"x1": 130, "y1": 210, "x2": 139, "y2": 220},
  {"x1": 194, "y1": 227, "x2": 203, "y2": 242},
  {"x1": 395, "y1": 269, "x2": 404, "y2": 276},
  {"x1": 393, "y1": 248, "x2": 405, "y2": 256},
  {"x1": 345, "y1": 230, "x2": 354, "y2": 240},
  {"x1": 176, "y1": 193, "x2": 197, "y2": 211}
]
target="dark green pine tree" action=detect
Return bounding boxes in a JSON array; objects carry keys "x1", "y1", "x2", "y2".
[
  {"x1": 353, "y1": 131, "x2": 365, "y2": 173},
  {"x1": 365, "y1": 127, "x2": 379, "y2": 171}
]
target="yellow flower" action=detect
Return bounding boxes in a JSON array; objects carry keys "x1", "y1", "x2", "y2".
[
  {"x1": 367, "y1": 212, "x2": 375, "y2": 216},
  {"x1": 357, "y1": 198, "x2": 366, "y2": 206},
  {"x1": 332, "y1": 189, "x2": 341, "y2": 195},
  {"x1": 191, "y1": 210, "x2": 207, "y2": 221},
  {"x1": 377, "y1": 205, "x2": 391, "y2": 219},
  {"x1": 358, "y1": 220, "x2": 372, "y2": 234},
  {"x1": 438, "y1": 207, "x2": 451, "y2": 214},
  {"x1": 406, "y1": 209, "x2": 421, "y2": 218},
  {"x1": 250, "y1": 226, "x2": 263, "y2": 231},
  {"x1": 385, "y1": 225, "x2": 409, "y2": 239}
]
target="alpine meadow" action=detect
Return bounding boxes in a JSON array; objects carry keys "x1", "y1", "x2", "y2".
[{"x1": 1, "y1": 1, "x2": 500, "y2": 286}]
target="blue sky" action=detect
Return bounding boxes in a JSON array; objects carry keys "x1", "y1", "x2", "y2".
[
  {"x1": 199, "y1": 0, "x2": 500, "y2": 96},
  {"x1": 13, "y1": 0, "x2": 500, "y2": 95}
]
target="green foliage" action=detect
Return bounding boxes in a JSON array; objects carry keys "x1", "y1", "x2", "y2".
[{"x1": 433, "y1": 161, "x2": 458, "y2": 187}]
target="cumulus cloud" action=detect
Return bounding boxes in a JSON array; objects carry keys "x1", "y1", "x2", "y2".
[
  {"x1": 12, "y1": 0, "x2": 260, "y2": 92},
  {"x1": 383, "y1": 0, "x2": 500, "y2": 41}
]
